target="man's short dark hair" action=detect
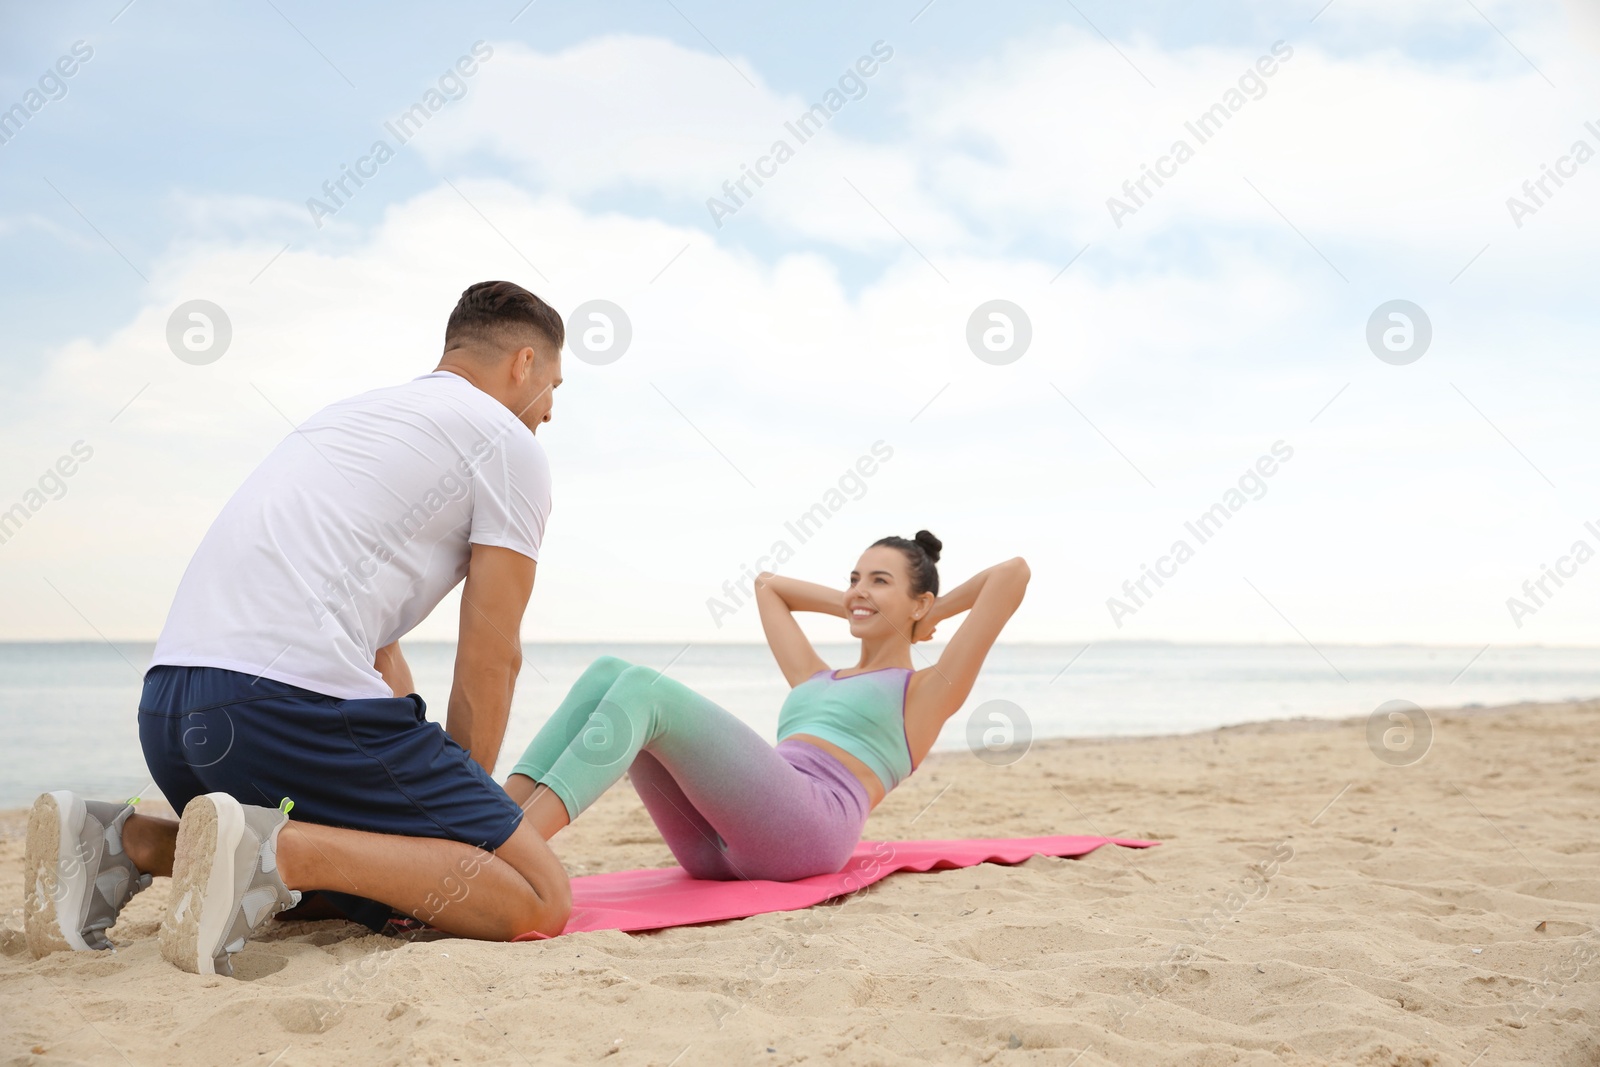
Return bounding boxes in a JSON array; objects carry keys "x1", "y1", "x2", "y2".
[{"x1": 443, "y1": 281, "x2": 564, "y2": 354}]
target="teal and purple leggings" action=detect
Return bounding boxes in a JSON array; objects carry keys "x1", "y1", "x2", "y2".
[{"x1": 509, "y1": 655, "x2": 870, "y2": 881}]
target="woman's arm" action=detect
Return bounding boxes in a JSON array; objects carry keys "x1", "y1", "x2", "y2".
[
  {"x1": 754, "y1": 573, "x2": 843, "y2": 686},
  {"x1": 374, "y1": 640, "x2": 415, "y2": 698},
  {"x1": 910, "y1": 557, "x2": 1030, "y2": 720}
]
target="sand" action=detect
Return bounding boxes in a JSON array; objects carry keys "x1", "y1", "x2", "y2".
[{"x1": 2, "y1": 699, "x2": 1597, "y2": 1066}]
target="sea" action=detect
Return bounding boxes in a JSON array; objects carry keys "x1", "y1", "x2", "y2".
[{"x1": 3, "y1": 640, "x2": 1598, "y2": 811}]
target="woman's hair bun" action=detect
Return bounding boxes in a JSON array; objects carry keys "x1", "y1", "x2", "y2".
[{"x1": 913, "y1": 529, "x2": 943, "y2": 563}]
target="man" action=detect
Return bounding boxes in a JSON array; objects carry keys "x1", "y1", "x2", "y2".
[{"x1": 23, "y1": 280, "x2": 571, "y2": 976}]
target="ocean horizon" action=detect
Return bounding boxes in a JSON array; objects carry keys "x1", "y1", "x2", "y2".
[{"x1": 4, "y1": 639, "x2": 1598, "y2": 811}]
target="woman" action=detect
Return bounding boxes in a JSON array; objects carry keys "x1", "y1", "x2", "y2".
[{"x1": 503, "y1": 531, "x2": 1029, "y2": 881}]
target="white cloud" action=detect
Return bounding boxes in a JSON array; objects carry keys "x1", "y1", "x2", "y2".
[{"x1": 429, "y1": 20, "x2": 1600, "y2": 263}]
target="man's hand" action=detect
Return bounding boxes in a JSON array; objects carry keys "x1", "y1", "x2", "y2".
[{"x1": 447, "y1": 544, "x2": 537, "y2": 773}]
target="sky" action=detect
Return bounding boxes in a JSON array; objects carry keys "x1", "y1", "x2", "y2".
[{"x1": 1, "y1": 0, "x2": 1598, "y2": 652}]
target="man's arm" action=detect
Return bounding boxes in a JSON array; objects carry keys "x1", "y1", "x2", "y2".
[
  {"x1": 374, "y1": 641, "x2": 415, "y2": 697},
  {"x1": 447, "y1": 543, "x2": 537, "y2": 773}
]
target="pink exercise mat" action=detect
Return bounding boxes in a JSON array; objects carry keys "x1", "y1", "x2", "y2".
[{"x1": 512, "y1": 834, "x2": 1158, "y2": 940}]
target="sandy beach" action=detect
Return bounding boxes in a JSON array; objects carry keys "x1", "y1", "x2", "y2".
[{"x1": 3, "y1": 699, "x2": 1596, "y2": 1066}]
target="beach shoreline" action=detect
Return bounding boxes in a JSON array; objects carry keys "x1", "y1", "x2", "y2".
[{"x1": 4, "y1": 698, "x2": 1596, "y2": 1066}]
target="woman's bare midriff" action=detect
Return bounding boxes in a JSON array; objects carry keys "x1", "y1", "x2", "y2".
[{"x1": 784, "y1": 734, "x2": 888, "y2": 811}]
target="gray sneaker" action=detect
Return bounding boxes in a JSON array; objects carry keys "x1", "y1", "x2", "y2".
[
  {"x1": 158, "y1": 793, "x2": 302, "y2": 977},
  {"x1": 23, "y1": 790, "x2": 153, "y2": 957}
]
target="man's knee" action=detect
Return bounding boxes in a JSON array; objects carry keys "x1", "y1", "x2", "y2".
[
  {"x1": 499, "y1": 889, "x2": 570, "y2": 941},
  {"x1": 489, "y1": 824, "x2": 572, "y2": 940}
]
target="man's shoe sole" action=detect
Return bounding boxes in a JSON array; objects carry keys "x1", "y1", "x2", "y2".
[
  {"x1": 159, "y1": 794, "x2": 243, "y2": 975},
  {"x1": 23, "y1": 791, "x2": 90, "y2": 957}
]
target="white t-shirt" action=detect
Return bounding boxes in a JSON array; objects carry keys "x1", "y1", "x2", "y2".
[{"x1": 149, "y1": 370, "x2": 551, "y2": 699}]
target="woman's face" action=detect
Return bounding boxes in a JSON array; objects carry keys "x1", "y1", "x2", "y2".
[{"x1": 843, "y1": 546, "x2": 928, "y2": 641}]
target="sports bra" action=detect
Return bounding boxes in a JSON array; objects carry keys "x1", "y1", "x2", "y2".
[{"x1": 775, "y1": 666, "x2": 916, "y2": 792}]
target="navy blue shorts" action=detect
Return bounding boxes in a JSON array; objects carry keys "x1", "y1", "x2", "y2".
[{"x1": 138, "y1": 664, "x2": 526, "y2": 933}]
